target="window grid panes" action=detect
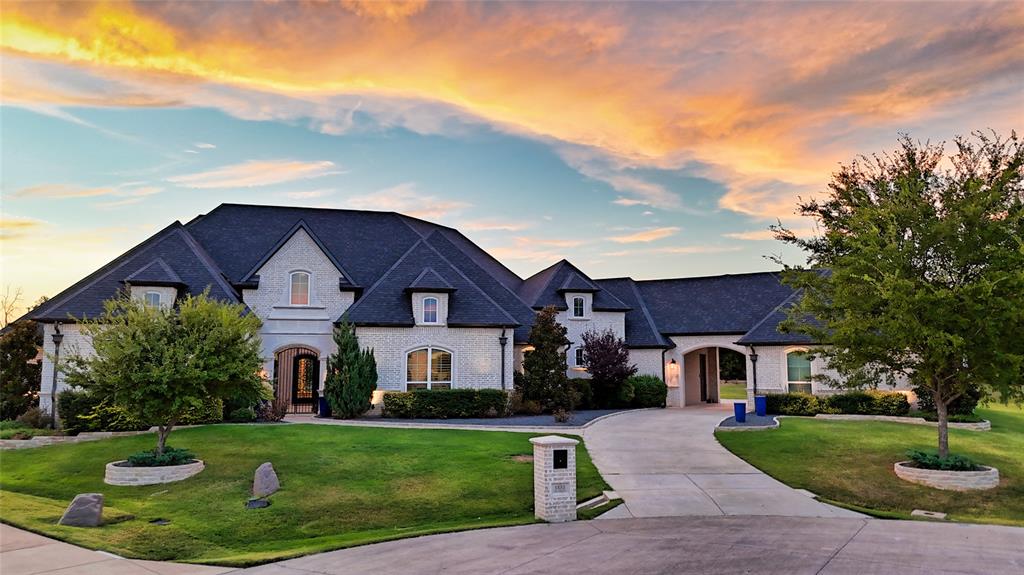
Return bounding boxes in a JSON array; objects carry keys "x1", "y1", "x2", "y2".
[
  {"x1": 407, "y1": 347, "x2": 453, "y2": 390},
  {"x1": 290, "y1": 272, "x2": 310, "y2": 305},
  {"x1": 144, "y1": 292, "x2": 161, "y2": 307},
  {"x1": 575, "y1": 348, "x2": 585, "y2": 367},
  {"x1": 573, "y1": 297, "x2": 585, "y2": 317},
  {"x1": 423, "y1": 297, "x2": 438, "y2": 323},
  {"x1": 787, "y1": 352, "x2": 812, "y2": 382}
]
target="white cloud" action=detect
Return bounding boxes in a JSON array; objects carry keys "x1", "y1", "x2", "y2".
[
  {"x1": 168, "y1": 160, "x2": 342, "y2": 189},
  {"x1": 343, "y1": 182, "x2": 470, "y2": 219},
  {"x1": 194, "y1": 142, "x2": 216, "y2": 149},
  {"x1": 284, "y1": 189, "x2": 336, "y2": 200},
  {"x1": 602, "y1": 245, "x2": 742, "y2": 257},
  {"x1": 461, "y1": 219, "x2": 533, "y2": 232}
]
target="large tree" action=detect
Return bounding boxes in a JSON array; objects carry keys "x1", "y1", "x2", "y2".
[
  {"x1": 323, "y1": 317, "x2": 377, "y2": 418},
  {"x1": 65, "y1": 291, "x2": 266, "y2": 453},
  {"x1": 580, "y1": 328, "x2": 636, "y2": 408},
  {"x1": 0, "y1": 319, "x2": 41, "y2": 420},
  {"x1": 775, "y1": 132, "x2": 1024, "y2": 457},
  {"x1": 521, "y1": 306, "x2": 575, "y2": 416}
]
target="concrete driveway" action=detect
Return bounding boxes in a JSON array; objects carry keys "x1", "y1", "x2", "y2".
[
  {"x1": 239, "y1": 516, "x2": 1024, "y2": 575},
  {"x1": 584, "y1": 405, "x2": 862, "y2": 518}
]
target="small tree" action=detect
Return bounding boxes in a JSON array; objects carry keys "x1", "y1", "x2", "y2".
[
  {"x1": 65, "y1": 291, "x2": 265, "y2": 454},
  {"x1": 521, "y1": 306, "x2": 576, "y2": 416},
  {"x1": 775, "y1": 131, "x2": 1024, "y2": 457},
  {"x1": 323, "y1": 317, "x2": 377, "y2": 418},
  {"x1": 581, "y1": 328, "x2": 637, "y2": 408},
  {"x1": 0, "y1": 319, "x2": 42, "y2": 420}
]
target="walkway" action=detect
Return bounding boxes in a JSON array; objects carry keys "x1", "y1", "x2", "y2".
[
  {"x1": 282, "y1": 409, "x2": 635, "y2": 434},
  {"x1": 0, "y1": 524, "x2": 230, "y2": 575},
  {"x1": 584, "y1": 405, "x2": 862, "y2": 518},
  {"x1": 239, "y1": 515, "x2": 1024, "y2": 574}
]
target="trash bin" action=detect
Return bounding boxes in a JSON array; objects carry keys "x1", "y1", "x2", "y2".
[
  {"x1": 734, "y1": 401, "x2": 746, "y2": 423},
  {"x1": 317, "y1": 397, "x2": 331, "y2": 418},
  {"x1": 755, "y1": 395, "x2": 767, "y2": 417}
]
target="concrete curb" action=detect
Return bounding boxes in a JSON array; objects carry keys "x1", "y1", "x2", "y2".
[
  {"x1": 814, "y1": 414, "x2": 991, "y2": 431},
  {"x1": 714, "y1": 414, "x2": 781, "y2": 432}
]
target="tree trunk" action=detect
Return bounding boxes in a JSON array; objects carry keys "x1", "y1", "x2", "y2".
[
  {"x1": 156, "y1": 424, "x2": 174, "y2": 455},
  {"x1": 934, "y1": 391, "x2": 950, "y2": 458}
]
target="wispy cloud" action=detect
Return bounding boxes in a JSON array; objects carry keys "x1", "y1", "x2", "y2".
[
  {"x1": 11, "y1": 183, "x2": 162, "y2": 208},
  {"x1": 608, "y1": 227, "x2": 680, "y2": 244},
  {"x1": 487, "y1": 235, "x2": 586, "y2": 263},
  {"x1": 284, "y1": 189, "x2": 336, "y2": 200},
  {"x1": 0, "y1": 215, "x2": 48, "y2": 240},
  {"x1": 167, "y1": 160, "x2": 341, "y2": 189},
  {"x1": 194, "y1": 142, "x2": 216, "y2": 149},
  {"x1": 602, "y1": 245, "x2": 742, "y2": 258},
  {"x1": 343, "y1": 183, "x2": 470, "y2": 219},
  {"x1": 462, "y1": 219, "x2": 533, "y2": 232}
]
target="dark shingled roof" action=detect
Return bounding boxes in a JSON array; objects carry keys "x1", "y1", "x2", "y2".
[
  {"x1": 123, "y1": 258, "x2": 183, "y2": 287},
  {"x1": 736, "y1": 290, "x2": 816, "y2": 345},
  {"x1": 635, "y1": 272, "x2": 795, "y2": 335},
  {"x1": 344, "y1": 237, "x2": 519, "y2": 328},
  {"x1": 27, "y1": 223, "x2": 239, "y2": 322},
  {"x1": 406, "y1": 267, "x2": 455, "y2": 293},
  {"x1": 519, "y1": 260, "x2": 630, "y2": 312},
  {"x1": 595, "y1": 278, "x2": 672, "y2": 348}
]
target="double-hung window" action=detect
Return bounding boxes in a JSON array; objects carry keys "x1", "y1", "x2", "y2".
[
  {"x1": 290, "y1": 272, "x2": 310, "y2": 306},
  {"x1": 572, "y1": 296, "x2": 585, "y2": 318},
  {"x1": 423, "y1": 297, "x2": 439, "y2": 324},
  {"x1": 786, "y1": 351, "x2": 813, "y2": 394}
]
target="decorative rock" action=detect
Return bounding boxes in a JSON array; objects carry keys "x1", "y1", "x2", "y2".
[
  {"x1": 246, "y1": 498, "x2": 271, "y2": 509},
  {"x1": 58, "y1": 493, "x2": 103, "y2": 527},
  {"x1": 253, "y1": 462, "x2": 280, "y2": 497}
]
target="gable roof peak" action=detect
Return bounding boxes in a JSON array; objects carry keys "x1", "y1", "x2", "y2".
[
  {"x1": 406, "y1": 266, "x2": 456, "y2": 293},
  {"x1": 240, "y1": 218, "x2": 355, "y2": 283}
]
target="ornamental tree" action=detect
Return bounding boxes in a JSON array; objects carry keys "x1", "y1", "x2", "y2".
[
  {"x1": 774, "y1": 131, "x2": 1024, "y2": 457},
  {"x1": 65, "y1": 291, "x2": 266, "y2": 454},
  {"x1": 323, "y1": 317, "x2": 377, "y2": 418},
  {"x1": 581, "y1": 328, "x2": 636, "y2": 408},
  {"x1": 0, "y1": 319, "x2": 42, "y2": 420},
  {"x1": 521, "y1": 306, "x2": 576, "y2": 414}
]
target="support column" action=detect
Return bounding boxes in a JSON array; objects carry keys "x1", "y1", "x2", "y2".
[{"x1": 530, "y1": 435, "x2": 578, "y2": 523}]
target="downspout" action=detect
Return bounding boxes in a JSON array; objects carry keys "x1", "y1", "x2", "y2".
[
  {"x1": 499, "y1": 328, "x2": 509, "y2": 391},
  {"x1": 49, "y1": 322, "x2": 64, "y2": 428}
]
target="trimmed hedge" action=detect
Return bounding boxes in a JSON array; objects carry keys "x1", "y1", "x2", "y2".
[
  {"x1": 629, "y1": 375, "x2": 667, "y2": 408},
  {"x1": 382, "y1": 389, "x2": 510, "y2": 419},
  {"x1": 57, "y1": 389, "x2": 148, "y2": 436},
  {"x1": 763, "y1": 390, "x2": 910, "y2": 417},
  {"x1": 914, "y1": 384, "x2": 982, "y2": 416},
  {"x1": 179, "y1": 397, "x2": 224, "y2": 425}
]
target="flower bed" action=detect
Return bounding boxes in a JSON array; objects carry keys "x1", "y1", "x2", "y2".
[
  {"x1": 894, "y1": 461, "x2": 999, "y2": 491},
  {"x1": 104, "y1": 459, "x2": 205, "y2": 486}
]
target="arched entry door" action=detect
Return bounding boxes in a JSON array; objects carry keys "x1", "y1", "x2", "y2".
[{"x1": 274, "y1": 346, "x2": 320, "y2": 414}]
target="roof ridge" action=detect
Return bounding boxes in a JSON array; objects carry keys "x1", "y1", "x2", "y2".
[
  {"x1": 629, "y1": 278, "x2": 668, "y2": 347},
  {"x1": 174, "y1": 228, "x2": 241, "y2": 303},
  {"x1": 124, "y1": 257, "x2": 183, "y2": 284},
  {"x1": 418, "y1": 236, "x2": 520, "y2": 326},
  {"x1": 25, "y1": 221, "x2": 185, "y2": 322},
  {"x1": 341, "y1": 238, "x2": 427, "y2": 320},
  {"x1": 737, "y1": 286, "x2": 803, "y2": 345},
  {"x1": 633, "y1": 270, "x2": 782, "y2": 284},
  {"x1": 240, "y1": 219, "x2": 357, "y2": 283}
]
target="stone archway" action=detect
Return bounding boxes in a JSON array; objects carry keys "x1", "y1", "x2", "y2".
[{"x1": 274, "y1": 346, "x2": 320, "y2": 413}]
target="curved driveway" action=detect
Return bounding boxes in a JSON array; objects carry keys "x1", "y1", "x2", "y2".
[{"x1": 584, "y1": 405, "x2": 862, "y2": 518}]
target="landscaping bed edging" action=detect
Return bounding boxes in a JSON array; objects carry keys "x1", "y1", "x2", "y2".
[
  {"x1": 715, "y1": 414, "x2": 780, "y2": 432},
  {"x1": 104, "y1": 459, "x2": 205, "y2": 486},
  {"x1": 815, "y1": 414, "x2": 991, "y2": 431},
  {"x1": 893, "y1": 461, "x2": 999, "y2": 491}
]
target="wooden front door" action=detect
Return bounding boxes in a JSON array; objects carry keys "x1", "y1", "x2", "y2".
[{"x1": 275, "y1": 347, "x2": 319, "y2": 413}]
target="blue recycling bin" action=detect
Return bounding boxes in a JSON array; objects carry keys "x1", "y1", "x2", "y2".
[
  {"x1": 317, "y1": 397, "x2": 332, "y2": 418},
  {"x1": 755, "y1": 395, "x2": 767, "y2": 417},
  {"x1": 734, "y1": 401, "x2": 746, "y2": 423}
]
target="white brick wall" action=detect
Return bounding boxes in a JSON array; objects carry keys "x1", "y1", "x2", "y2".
[
  {"x1": 356, "y1": 326, "x2": 514, "y2": 392},
  {"x1": 557, "y1": 292, "x2": 625, "y2": 379},
  {"x1": 40, "y1": 323, "x2": 94, "y2": 412},
  {"x1": 750, "y1": 345, "x2": 910, "y2": 397},
  {"x1": 630, "y1": 349, "x2": 665, "y2": 378}
]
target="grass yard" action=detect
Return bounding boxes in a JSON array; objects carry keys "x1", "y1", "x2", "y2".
[
  {"x1": 0, "y1": 424, "x2": 608, "y2": 566},
  {"x1": 718, "y1": 382, "x2": 748, "y2": 400},
  {"x1": 716, "y1": 403, "x2": 1024, "y2": 526}
]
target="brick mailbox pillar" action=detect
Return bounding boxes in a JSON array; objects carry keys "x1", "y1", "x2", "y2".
[{"x1": 529, "y1": 435, "x2": 578, "y2": 523}]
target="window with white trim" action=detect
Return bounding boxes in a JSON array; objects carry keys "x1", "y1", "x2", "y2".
[
  {"x1": 144, "y1": 291, "x2": 161, "y2": 307},
  {"x1": 574, "y1": 347, "x2": 585, "y2": 367},
  {"x1": 290, "y1": 271, "x2": 310, "y2": 306},
  {"x1": 422, "y1": 297, "x2": 439, "y2": 324},
  {"x1": 786, "y1": 351, "x2": 813, "y2": 394},
  {"x1": 572, "y1": 296, "x2": 585, "y2": 318},
  {"x1": 406, "y1": 347, "x2": 452, "y2": 390}
]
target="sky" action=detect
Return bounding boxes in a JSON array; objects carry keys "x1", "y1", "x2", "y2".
[{"x1": 1, "y1": 1, "x2": 1022, "y2": 316}]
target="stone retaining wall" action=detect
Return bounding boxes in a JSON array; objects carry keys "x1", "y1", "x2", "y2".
[
  {"x1": 0, "y1": 430, "x2": 152, "y2": 450},
  {"x1": 894, "y1": 461, "x2": 999, "y2": 491},
  {"x1": 815, "y1": 414, "x2": 990, "y2": 431},
  {"x1": 104, "y1": 459, "x2": 205, "y2": 486}
]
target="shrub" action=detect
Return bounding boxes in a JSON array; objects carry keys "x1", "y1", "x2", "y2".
[
  {"x1": 324, "y1": 318, "x2": 377, "y2": 419},
  {"x1": 15, "y1": 406, "x2": 52, "y2": 430},
  {"x1": 763, "y1": 392, "x2": 820, "y2": 416},
  {"x1": 824, "y1": 391, "x2": 875, "y2": 414},
  {"x1": 57, "y1": 390, "x2": 147, "y2": 435},
  {"x1": 630, "y1": 375, "x2": 667, "y2": 408},
  {"x1": 178, "y1": 397, "x2": 224, "y2": 425},
  {"x1": 574, "y1": 379, "x2": 594, "y2": 410},
  {"x1": 256, "y1": 399, "x2": 288, "y2": 422},
  {"x1": 382, "y1": 389, "x2": 509, "y2": 419},
  {"x1": 581, "y1": 328, "x2": 637, "y2": 408},
  {"x1": 914, "y1": 384, "x2": 983, "y2": 416},
  {"x1": 906, "y1": 449, "x2": 980, "y2": 471},
  {"x1": 126, "y1": 446, "x2": 196, "y2": 467},
  {"x1": 520, "y1": 307, "x2": 574, "y2": 414},
  {"x1": 866, "y1": 391, "x2": 911, "y2": 416},
  {"x1": 1, "y1": 320, "x2": 41, "y2": 421},
  {"x1": 613, "y1": 377, "x2": 635, "y2": 407},
  {"x1": 228, "y1": 407, "x2": 256, "y2": 423}
]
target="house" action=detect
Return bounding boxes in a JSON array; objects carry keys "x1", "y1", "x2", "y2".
[{"x1": 25, "y1": 203, "x2": 858, "y2": 415}]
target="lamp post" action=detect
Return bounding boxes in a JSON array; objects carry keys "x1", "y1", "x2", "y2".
[
  {"x1": 498, "y1": 329, "x2": 508, "y2": 391},
  {"x1": 49, "y1": 322, "x2": 64, "y2": 428},
  {"x1": 748, "y1": 347, "x2": 758, "y2": 396}
]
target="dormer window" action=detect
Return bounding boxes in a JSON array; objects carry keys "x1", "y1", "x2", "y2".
[
  {"x1": 144, "y1": 291, "x2": 161, "y2": 307},
  {"x1": 572, "y1": 296, "x2": 585, "y2": 318},
  {"x1": 290, "y1": 271, "x2": 310, "y2": 306},
  {"x1": 423, "y1": 297, "x2": 438, "y2": 324}
]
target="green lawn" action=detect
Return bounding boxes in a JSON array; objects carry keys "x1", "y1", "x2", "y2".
[
  {"x1": 719, "y1": 382, "x2": 748, "y2": 400},
  {"x1": 0, "y1": 424, "x2": 608, "y2": 566},
  {"x1": 716, "y1": 403, "x2": 1024, "y2": 526}
]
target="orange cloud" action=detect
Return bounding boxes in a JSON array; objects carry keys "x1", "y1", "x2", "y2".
[
  {"x1": 167, "y1": 160, "x2": 340, "y2": 189},
  {"x1": 609, "y1": 227, "x2": 680, "y2": 244},
  {"x1": 343, "y1": 182, "x2": 469, "y2": 219}
]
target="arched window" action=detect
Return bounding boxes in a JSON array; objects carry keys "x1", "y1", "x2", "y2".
[
  {"x1": 406, "y1": 347, "x2": 452, "y2": 390},
  {"x1": 422, "y1": 297, "x2": 439, "y2": 324},
  {"x1": 144, "y1": 291, "x2": 161, "y2": 307},
  {"x1": 572, "y1": 296, "x2": 585, "y2": 318},
  {"x1": 290, "y1": 271, "x2": 310, "y2": 305},
  {"x1": 786, "y1": 351, "x2": 813, "y2": 394}
]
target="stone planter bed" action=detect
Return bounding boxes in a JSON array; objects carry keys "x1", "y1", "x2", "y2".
[
  {"x1": 894, "y1": 461, "x2": 999, "y2": 491},
  {"x1": 104, "y1": 459, "x2": 205, "y2": 486},
  {"x1": 715, "y1": 413, "x2": 780, "y2": 431},
  {"x1": 814, "y1": 414, "x2": 991, "y2": 431},
  {"x1": 0, "y1": 430, "x2": 152, "y2": 450}
]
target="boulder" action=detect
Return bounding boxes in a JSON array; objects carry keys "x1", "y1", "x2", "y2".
[
  {"x1": 253, "y1": 462, "x2": 280, "y2": 497},
  {"x1": 58, "y1": 493, "x2": 103, "y2": 527}
]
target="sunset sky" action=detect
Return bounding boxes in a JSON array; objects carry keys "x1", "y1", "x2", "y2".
[{"x1": 1, "y1": 1, "x2": 1022, "y2": 314}]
